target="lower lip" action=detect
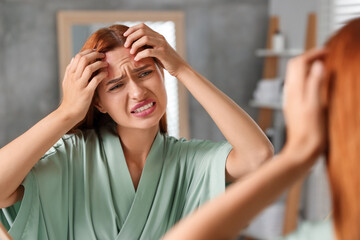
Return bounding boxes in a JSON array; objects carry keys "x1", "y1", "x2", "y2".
[{"x1": 131, "y1": 103, "x2": 157, "y2": 117}]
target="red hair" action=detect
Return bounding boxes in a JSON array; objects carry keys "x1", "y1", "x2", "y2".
[
  {"x1": 69, "y1": 24, "x2": 167, "y2": 134},
  {"x1": 324, "y1": 18, "x2": 360, "y2": 240}
]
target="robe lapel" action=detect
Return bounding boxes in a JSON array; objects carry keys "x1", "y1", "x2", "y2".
[
  {"x1": 115, "y1": 131, "x2": 165, "y2": 240},
  {"x1": 100, "y1": 127, "x2": 136, "y2": 227}
]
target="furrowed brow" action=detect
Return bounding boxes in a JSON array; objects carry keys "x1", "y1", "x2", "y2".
[
  {"x1": 106, "y1": 75, "x2": 124, "y2": 86},
  {"x1": 106, "y1": 64, "x2": 151, "y2": 86},
  {"x1": 132, "y1": 64, "x2": 151, "y2": 73}
]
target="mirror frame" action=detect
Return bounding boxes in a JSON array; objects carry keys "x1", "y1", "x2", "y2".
[{"x1": 57, "y1": 10, "x2": 189, "y2": 138}]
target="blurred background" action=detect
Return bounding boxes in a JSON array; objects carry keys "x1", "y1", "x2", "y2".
[
  {"x1": 0, "y1": 0, "x2": 357, "y2": 239},
  {"x1": 0, "y1": 0, "x2": 314, "y2": 144}
]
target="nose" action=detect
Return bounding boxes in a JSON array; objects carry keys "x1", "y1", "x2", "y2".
[{"x1": 128, "y1": 79, "x2": 147, "y2": 100}]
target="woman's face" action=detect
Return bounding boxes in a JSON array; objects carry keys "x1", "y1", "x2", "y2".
[{"x1": 95, "y1": 46, "x2": 167, "y2": 132}]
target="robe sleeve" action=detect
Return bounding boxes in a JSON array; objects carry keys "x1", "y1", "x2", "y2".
[
  {"x1": 0, "y1": 201, "x2": 21, "y2": 231},
  {"x1": 181, "y1": 139, "x2": 232, "y2": 217},
  {"x1": 2, "y1": 133, "x2": 84, "y2": 240}
]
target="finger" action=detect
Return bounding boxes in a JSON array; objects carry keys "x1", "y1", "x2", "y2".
[
  {"x1": 283, "y1": 49, "x2": 327, "y2": 113},
  {"x1": 69, "y1": 49, "x2": 95, "y2": 73},
  {"x1": 124, "y1": 28, "x2": 146, "y2": 48},
  {"x1": 285, "y1": 48, "x2": 327, "y2": 87},
  {"x1": 283, "y1": 57, "x2": 308, "y2": 111},
  {"x1": 123, "y1": 23, "x2": 149, "y2": 37},
  {"x1": 87, "y1": 70, "x2": 108, "y2": 91},
  {"x1": 80, "y1": 60, "x2": 108, "y2": 86},
  {"x1": 298, "y1": 48, "x2": 327, "y2": 89},
  {"x1": 301, "y1": 48, "x2": 328, "y2": 64},
  {"x1": 64, "y1": 58, "x2": 74, "y2": 79},
  {"x1": 75, "y1": 51, "x2": 106, "y2": 79},
  {"x1": 307, "y1": 61, "x2": 325, "y2": 106},
  {"x1": 134, "y1": 48, "x2": 156, "y2": 62},
  {"x1": 284, "y1": 58, "x2": 306, "y2": 94},
  {"x1": 130, "y1": 36, "x2": 158, "y2": 55}
]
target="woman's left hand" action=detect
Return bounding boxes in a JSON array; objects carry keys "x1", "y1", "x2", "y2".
[
  {"x1": 123, "y1": 23, "x2": 188, "y2": 77},
  {"x1": 283, "y1": 48, "x2": 327, "y2": 161}
]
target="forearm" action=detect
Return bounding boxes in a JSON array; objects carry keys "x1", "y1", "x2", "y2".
[
  {"x1": 0, "y1": 221, "x2": 12, "y2": 240},
  {"x1": 163, "y1": 146, "x2": 318, "y2": 240},
  {"x1": 176, "y1": 65, "x2": 273, "y2": 171},
  {"x1": 0, "y1": 108, "x2": 77, "y2": 201}
]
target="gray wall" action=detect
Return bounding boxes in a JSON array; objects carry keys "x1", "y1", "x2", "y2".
[{"x1": 0, "y1": 0, "x2": 269, "y2": 147}]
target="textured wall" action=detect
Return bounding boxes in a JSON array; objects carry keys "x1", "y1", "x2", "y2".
[
  {"x1": 0, "y1": 0, "x2": 268, "y2": 146},
  {"x1": 0, "y1": 2, "x2": 6, "y2": 146}
]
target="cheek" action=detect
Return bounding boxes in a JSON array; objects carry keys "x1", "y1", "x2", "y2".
[
  {"x1": 105, "y1": 94, "x2": 128, "y2": 115},
  {"x1": 158, "y1": 81, "x2": 167, "y2": 98},
  {"x1": 156, "y1": 84, "x2": 167, "y2": 108}
]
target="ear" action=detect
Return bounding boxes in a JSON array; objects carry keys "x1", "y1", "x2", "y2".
[{"x1": 94, "y1": 96, "x2": 107, "y2": 114}]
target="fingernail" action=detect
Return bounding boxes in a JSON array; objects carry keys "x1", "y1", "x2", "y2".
[
  {"x1": 123, "y1": 31, "x2": 128, "y2": 36},
  {"x1": 70, "y1": 57, "x2": 74, "y2": 63},
  {"x1": 312, "y1": 61, "x2": 323, "y2": 75}
]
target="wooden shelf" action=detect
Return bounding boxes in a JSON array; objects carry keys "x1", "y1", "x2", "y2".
[{"x1": 255, "y1": 49, "x2": 303, "y2": 57}]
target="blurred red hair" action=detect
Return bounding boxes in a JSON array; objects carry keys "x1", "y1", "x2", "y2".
[
  {"x1": 69, "y1": 24, "x2": 167, "y2": 134},
  {"x1": 324, "y1": 18, "x2": 360, "y2": 240}
]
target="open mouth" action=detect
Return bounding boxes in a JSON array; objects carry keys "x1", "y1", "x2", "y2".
[
  {"x1": 131, "y1": 102, "x2": 155, "y2": 113},
  {"x1": 130, "y1": 101, "x2": 157, "y2": 117}
]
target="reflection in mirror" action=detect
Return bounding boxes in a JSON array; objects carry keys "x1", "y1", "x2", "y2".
[{"x1": 57, "y1": 11, "x2": 189, "y2": 138}]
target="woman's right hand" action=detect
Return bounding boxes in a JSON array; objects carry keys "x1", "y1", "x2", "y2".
[
  {"x1": 59, "y1": 49, "x2": 108, "y2": 123},
  {"x1": 0, "y1": 50, "x2": 108, "y2": 208}
]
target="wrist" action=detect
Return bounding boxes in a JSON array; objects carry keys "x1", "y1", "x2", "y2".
[
  {"x1": 54, "y1": 105, "x2": 82, "y2": 128},
  {"x1": 174, "y1": 63, "x2": 195, "y2": 82},
  {"x1": 281, "y1": 140, "x2": 321, "y2": 168}
]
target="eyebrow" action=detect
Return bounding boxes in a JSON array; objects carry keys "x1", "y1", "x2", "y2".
[
  {"x1": 106, "y1": 64, "x2": 151, "y2": 86},
  {"x1": 132, "y1": 64, "x2": 151, "y2": 73}
]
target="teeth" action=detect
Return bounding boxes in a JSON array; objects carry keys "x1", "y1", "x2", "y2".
[{"x1": 134, "y1": 102, "x2": 154, "y2": 113}]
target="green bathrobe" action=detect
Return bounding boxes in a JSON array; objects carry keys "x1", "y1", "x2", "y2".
[{"x1": 1, "y1": 126, "x2": 232, "y2": 240}]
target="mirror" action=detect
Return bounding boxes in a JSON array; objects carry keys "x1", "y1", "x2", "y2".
[{"x1": 57, "y1": 11, "x2": 189, "y2": 138}]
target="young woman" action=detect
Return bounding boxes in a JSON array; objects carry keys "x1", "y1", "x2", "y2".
[
  {"x1": 0, "y1": 24, "x2": 273, "y2": 239},
  {"x1": 163, "y1": 18, "x2": 360, "y2": 240}
]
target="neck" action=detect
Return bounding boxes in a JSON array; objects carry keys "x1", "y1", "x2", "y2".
[{"x1": 117, "y1": 125, "x2": 159, "y2": 165}]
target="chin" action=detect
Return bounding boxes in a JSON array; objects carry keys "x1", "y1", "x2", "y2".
[
  {"x1": 117, "y1": 118, "x2": 161, "y2": 131},
  {"x1": 135, "y1": 119, "x2": 162, "y2": 130}
]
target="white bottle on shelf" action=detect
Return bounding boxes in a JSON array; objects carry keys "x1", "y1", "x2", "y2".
[{"x1": 272, "y1": 30, "x2": 285, "y2": 52}]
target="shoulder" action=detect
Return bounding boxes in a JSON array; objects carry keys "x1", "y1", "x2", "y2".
[
  {"x1": 164, "y1": 134, "x2": 223, "y2": 147},
  {"x1": 163, "y1": 134, "x2": 232, "y2": 158},
  {"x1": 40, "y1": 129, "x2": 100, "y2": 161},
  {"x1": 31, "y1": 129, "x2": 102, "y2": 180},
  {"x1": 162, "y1": 135, "x2": 205, "y2": 152}
]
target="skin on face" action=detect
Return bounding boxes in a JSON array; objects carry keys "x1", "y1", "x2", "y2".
[{"x1": 95, "y1": 46, "x2": 167, "y2": 132}]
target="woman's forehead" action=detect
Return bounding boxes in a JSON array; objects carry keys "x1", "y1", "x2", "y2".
[{"x1": 106, "y1": 47, "x2": 154, "y2": 71}]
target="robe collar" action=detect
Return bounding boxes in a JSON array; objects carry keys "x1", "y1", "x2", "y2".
[{"x1": 99, "y1": 126, "x2": 166, "y2": 238}]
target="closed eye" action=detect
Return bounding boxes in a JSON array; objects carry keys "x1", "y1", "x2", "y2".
[{"x1": 109, "y1": 83, "x2": 124, "y2": 91}]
